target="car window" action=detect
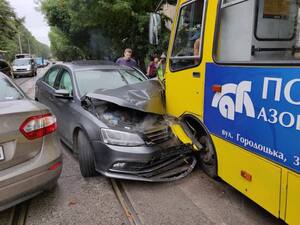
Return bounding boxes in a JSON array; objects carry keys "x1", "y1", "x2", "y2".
[
  {"x1": 75, "y1": 69, "x2": 147, "y2": 96},
  {"x1": 58, "y1": 70, "x2": 73, "y2": 94},
  {"x1": 44, "y1": 67, "x2": 60, "y2": 88},
  {"x1": 0, "y1": 76, "x2": 23, "y2": 101}
]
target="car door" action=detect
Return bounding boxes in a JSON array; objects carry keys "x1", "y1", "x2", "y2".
[
  {"x1": 36, "y1": 67, "x2": 60, "y2": 103},
  {"x1": 55, "y1": 68, "x2": 76, "y2": 144},
  {"x1": 37, "y1": 66, "x2": 61, "y2": 112}
]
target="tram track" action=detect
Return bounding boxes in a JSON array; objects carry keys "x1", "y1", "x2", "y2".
[
  {"x1": 111, "y1": 179, "x2": 142, "y2": 225},
  {"x1": 61, "y1": 142, "x2": 143, "y2": 225},
  {"x1": 8, "y1": 201, "x2": 29, "y2": 225}
]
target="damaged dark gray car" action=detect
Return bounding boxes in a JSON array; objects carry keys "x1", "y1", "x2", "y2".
[{"x1": 35, "y1": 61, "x2": 196, "y2": 181}]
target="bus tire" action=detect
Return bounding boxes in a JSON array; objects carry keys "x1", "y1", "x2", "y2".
[{"x1": 198, "y1": 135, "x2": 218, "y2": 178}]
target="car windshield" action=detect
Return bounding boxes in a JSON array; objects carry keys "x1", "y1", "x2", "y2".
[
  {"x1": 13, "y1": 59, "x2": 30, "y2": 66},
  {"x1": 75, "y1": 69, "x2": 147, "y2": 96},
  {"x1": 0, "y1": 76, "x2": 23, "y2": 101}
]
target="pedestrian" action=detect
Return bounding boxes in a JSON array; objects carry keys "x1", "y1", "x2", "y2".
[
  {"x1": 147, "y1": 55, "x2": 159, "y2": 78},
  {"x1": 157, "y1": 53, "x2": 167, "y2": 81},
  {"x1": 116, "y1": 48, "x2": 137, "y2": 68}
]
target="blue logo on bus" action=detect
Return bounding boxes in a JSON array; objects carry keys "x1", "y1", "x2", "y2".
[{"x1": 204, "y1": 63, "x2": 300, "y2": 173}]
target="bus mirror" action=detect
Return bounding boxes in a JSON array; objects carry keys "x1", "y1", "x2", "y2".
[{"x1": 149, "y1": 13, "x2": 161, "y2": 45}]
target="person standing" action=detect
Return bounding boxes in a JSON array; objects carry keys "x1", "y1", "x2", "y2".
[
  {"x1": 116, "y1": 48, "x2": 137, "y2": 68},
  {"x1": 147, "y1": 55, "x2": 159, "y2": 78},
  {"x1": 157, "y1": 53, "x2": 167, "y2": 81}
]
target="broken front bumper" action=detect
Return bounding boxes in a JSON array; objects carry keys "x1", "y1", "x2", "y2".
[{"x1": 92, "y1": 138, "x2": 196, "y2": 182}]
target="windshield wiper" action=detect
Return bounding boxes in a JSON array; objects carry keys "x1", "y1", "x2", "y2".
[{"x1": 120, "y1": 70, "x2": 144, "y2": 82}]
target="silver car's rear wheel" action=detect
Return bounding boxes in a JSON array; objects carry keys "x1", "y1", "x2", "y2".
[{"x1": 77, "y1": 131, "x2": 97, "y2": 177}]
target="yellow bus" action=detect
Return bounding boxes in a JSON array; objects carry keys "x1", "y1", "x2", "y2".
[{"x1": 151, "y1": 0, "x2": 300, "y2": 224}]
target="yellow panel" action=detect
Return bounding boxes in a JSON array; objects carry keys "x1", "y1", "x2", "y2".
[
  {"x1": 213, "y1": 136, "x2": 281, "y2": 217},
  {"x1": 171, "y1": 124, "x2": 193, "y2": 145},
  {"x1": 286, "y1": 173, "x2": 300, "y2": 225}
]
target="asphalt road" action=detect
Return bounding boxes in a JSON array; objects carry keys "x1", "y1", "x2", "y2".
[{"x1": 0, "y1": 67, "x2": 286, "y2": 225}]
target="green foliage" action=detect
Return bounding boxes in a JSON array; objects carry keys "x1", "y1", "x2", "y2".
[
  {"x1": 0, "y1": 0, "x2": 51, "y2": 62},
  {"x1": 39, "y1": 0, "x2": 176, "y2": 69}
]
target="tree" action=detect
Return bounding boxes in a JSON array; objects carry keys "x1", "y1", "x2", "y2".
[
  {"x1": 39, "y1": 0, "x2": 176, "y2": 70},
  {"x1": 0, "y1": 0, "x2": 51, "y2": 62}
]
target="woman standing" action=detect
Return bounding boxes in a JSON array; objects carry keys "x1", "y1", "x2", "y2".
[{"x1": 147, "y1": 55, "x2": 159, "y2": 78}]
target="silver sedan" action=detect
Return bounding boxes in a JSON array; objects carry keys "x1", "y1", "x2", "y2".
[{"x1": 0, "y1": 72, "x2": 62, "y2": 211}]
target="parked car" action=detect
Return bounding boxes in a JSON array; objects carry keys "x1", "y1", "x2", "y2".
[
  {"x1": 35, "y1": 61, "x2": 196, "y2": 181},
  {"x1": 12, "y1": 58, "x2": 37, "y2": 77},
  {"x1": 0, "y1": 72, "x2": 62, "y2": 211},
  {"x1": 43, "y1": 60, "x2": 50, "y2": 67},
  {"x1": 15, "y1": 53, "x2": 32, "y2": 59},
  {"x1": 0, "y1": 60, "x2": 12, "y2": 77},
  {"x1": 35, "y1": 57, "x2": 44, "y2": 68}
]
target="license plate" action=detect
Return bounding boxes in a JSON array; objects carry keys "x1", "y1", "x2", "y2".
[{"x1": 0, "y1": 146, "x2": 5, "y2": 161}]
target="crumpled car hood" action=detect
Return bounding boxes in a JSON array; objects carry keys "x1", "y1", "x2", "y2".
[{"x1": 86, "y1": 80, "x2": 165, "y2": 114}]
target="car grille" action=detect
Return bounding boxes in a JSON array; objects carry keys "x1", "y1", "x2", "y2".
[
  {"x1": 17, "y1": 69, "x2": 27, "y2": 71},
  {"x1": 144, "y1": 127, "x2": 173, "y2": 145}
]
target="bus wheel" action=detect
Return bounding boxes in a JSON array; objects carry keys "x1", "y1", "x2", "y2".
[{"x1": 198, "y1": 135, "x2": 218, "y2": 178}]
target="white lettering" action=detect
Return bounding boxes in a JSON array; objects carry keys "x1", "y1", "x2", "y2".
[
  {"x1": 236, "y1": 134, "x2": 285, "y2": 161},
  {"x1": 257, "y1": 107, "x2": 268, "y2": 121},
  {"x1": 268, "y1": 109, "x2": 278, "y2": 124},
  {"x1": 297, "y1": 115, "x2": 300, "y2": 131},
  {"x1": 235, "y1": 81, "x2": 255, "y2": 118},
  {"x1": 279, "y1": 112, "x2": 295, "y2": 128},
  {"x1": 284, "y1": 79, "x2": 300, "y2": 105},
  {"x1": 294, "y1": 156, "x2": 300, "y2": 166},
  {"x1": 262, "y1": 77, "x2": 282, "y2": 101}
]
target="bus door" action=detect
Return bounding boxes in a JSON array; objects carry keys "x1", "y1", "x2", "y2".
[
  {"x1": 204, "y1": 0, "x2": 300, "y2": 221},
  {"x1": 165, "y1": 0, "x2": 207, "y2": 118}
]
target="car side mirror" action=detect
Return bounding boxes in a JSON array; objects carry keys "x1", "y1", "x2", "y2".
[{"x1": 54, "y1": 89, "x2": 73, "y2": 99}]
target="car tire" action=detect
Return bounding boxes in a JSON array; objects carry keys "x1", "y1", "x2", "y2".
[
  {"x1": 198, "y1": 136, "x2": 218, "y2": 178},
  {"x1": 77, "y1": 130, "x2": 97, "y2": 177}
]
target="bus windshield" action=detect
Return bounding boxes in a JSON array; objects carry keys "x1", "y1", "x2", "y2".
[{"x1": 215, "y1": 0, "x2": 300, "y2": 64}]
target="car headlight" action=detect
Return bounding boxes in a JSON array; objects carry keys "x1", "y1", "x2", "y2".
[
  {"x1": 27, "y1": 66, "x2": 31, "y2": 71},
  {"x1": 101, "y1": 128, "x2": 144, "y2": 146}
]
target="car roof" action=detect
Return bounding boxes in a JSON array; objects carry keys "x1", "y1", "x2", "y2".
[{"x1": 59, "y1": 60, "x2": 134, "y2": 71}]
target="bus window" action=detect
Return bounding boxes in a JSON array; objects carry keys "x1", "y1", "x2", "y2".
[
  {"x1": 170, "y1": 0, "x2": 205, "y2": 71},
  {"x1": 215, "y1": 0, "x2": 300, "y2": 63},
  {"x1": 255, "y1": 0, "x2": 297, "y2": 40}
]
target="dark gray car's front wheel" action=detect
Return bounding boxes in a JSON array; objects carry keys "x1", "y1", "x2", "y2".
[{"x1": 77, "y1": 131, "x2": 97, "y2": 177}]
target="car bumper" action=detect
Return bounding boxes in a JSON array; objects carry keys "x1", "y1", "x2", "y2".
[
  {"x1": 0, "y1": 134, "x2": 62, "y2": 211},
  {"x1": 13, "y1": 70, "x2": 34, "y2": 76},
  {"x1": 92, "y1": 137, "x2": 196, "y2": 182}
]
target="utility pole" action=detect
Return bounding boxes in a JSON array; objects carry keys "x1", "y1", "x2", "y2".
[
  {"x1": 27, "y1": 39, "x2": 31, "y2": 55},
  {"x1": 18, "y1": 34, "x2": 23, "y2": 54}
]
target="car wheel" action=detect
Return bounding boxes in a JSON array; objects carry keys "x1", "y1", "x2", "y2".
[
  {"x1": 198, "y1": 136, "x2": 218, "y2": 178},
  {"x1": 76, "y1": 130, "x2": 97, "y2": 177}
]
